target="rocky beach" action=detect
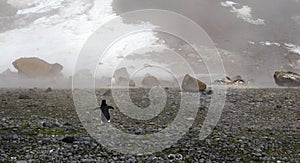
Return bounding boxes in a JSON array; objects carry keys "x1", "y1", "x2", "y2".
[
  {"x1": 0, "y1": 87, "x2": 299, "y2": 162},
  {"x1": 0, "y1": 1, "x2": 300, "y2": 162}
]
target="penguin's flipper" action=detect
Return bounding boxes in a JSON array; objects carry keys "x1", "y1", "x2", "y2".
[{"x1": 108, "y1": 106, "x2": 114, "y2": 109}]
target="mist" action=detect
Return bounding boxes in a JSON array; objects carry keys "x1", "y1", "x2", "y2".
[
  {"x1": 112, "y1": 0, "x2": 300, "y2": 87},
  {"x1": 1, "y1": 0, "x2": 300, "y2": 88}
]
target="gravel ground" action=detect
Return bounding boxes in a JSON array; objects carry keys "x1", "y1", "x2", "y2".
[{"x1": 0, "y1": 88, "x2": 299, "y2": 162}]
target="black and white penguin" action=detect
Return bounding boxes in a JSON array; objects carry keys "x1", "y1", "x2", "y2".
[{"x1": 99, "y1": 100, "x2": 114, "y2": 122}]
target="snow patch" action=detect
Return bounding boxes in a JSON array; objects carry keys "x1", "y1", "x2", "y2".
[
  {"x1": 259, "y1": 41, "x2": 280, "y2": 47},
  {"x1": 221, "y1": 1, "x2": 265, "y2": 25},
  {"x1": 284, "y1": 43, "x2": 300, "y2": 55},
  {"x1": 248, "y1": 41, "x2": 255, "y2": 45},
  {"x1": 7, "y1": 0, "x2": 37, "y2": 8},
  {"x1": 17, "y1": 0, "x2": 64, "y2": 14},
  {"x1": 0, "y1": 0, "x2": 164, "y2": 76},
  {"x1": 248, "y1": 41, "x2": 300, "y2": 55},
  {"x1": 248, "y1": 41, "x2": 280, "y2": 47}
]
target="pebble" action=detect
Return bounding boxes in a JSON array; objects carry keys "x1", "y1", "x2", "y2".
[
  {"x1": 62, "y1": 136, "x2": 76, "y2": 143},
  {"x1": 46, "y1": 87, "x2": 52, "y2": 92},
  {"x1": 18, "y1": 94, "x2": 31, "y2": 100},
  {"x1": 0, "y1": 88, "x2": 298, "y2": 162}
]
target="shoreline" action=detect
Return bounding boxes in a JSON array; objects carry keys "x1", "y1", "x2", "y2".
[{"x1": 0, "y1": 88, "x2": 299, "y2": 162}]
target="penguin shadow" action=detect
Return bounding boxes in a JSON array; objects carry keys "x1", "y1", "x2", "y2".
[{"x1": 94, "y1": 99, "x2": 114, "y2": 124}]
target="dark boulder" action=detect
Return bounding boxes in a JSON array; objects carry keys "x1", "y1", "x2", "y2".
[
  {"x1": 46, "y1": 87, "x2": 52, "y2": 92},
  {"x1": 61, "y1": 136, "x2": 75, "y2": 143}
]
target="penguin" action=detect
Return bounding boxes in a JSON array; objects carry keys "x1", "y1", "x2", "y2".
[{"x1": 98, "y1": 100, "x2": 114, "y2": 123}]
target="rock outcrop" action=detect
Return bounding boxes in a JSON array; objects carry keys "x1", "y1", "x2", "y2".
[
  {"x1": 113, "y1": 67, "x2": 135, "y2": 87},
  {"x1": 1, "y1": 68, "x2": 18, "y2": 78},
  {"x1": 113, "y1": 68, "x2": 129, "y2": 80},
  {"x1": 181, "y1": 74, "x2": 206, "y2": 92},
  {"x1": 129, "y1": 80, "x2": 136, "y2": 87},
  {"x1": 274, "y1": 71, "x2": 300, "y2": 87},
  {"x1": 142, "y1": 75, "x2": 160, "y2": 87},
  {"x1": 117, "y1": 77, "x2": 136, "y2": 87},
  {"x1": 12, "y1": 57, "x2": 63, "y2": 78}
]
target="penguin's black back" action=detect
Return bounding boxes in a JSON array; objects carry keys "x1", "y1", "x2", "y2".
[{"x1": 100, "y1": 100, "x2": 113, "y2": 121}]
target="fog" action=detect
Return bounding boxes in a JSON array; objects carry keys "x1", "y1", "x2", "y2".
[
  {"x1": 0, "y1": 0, "x2": 300, "y2": 88},
  {"x1": 112, "y1": 0, "x2": 300, "y2": 87}
]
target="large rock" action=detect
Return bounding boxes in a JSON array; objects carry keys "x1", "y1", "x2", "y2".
[
  {"x1": 61, "y1": 136, "x2": 75, "y2": 143},
  {"x1": 113, "y1": 67, "x2": 130, "y2": 80},
  {"x1": 113, "y1": 67, "x2": 135, "y2": 86},
  {"x1": 142, "y1": 75, "x2": 160, "y2": 87},
  {"x1": 1, "y1": 68, "x2": 18, "y2": 78},
  {"x1": 129, "y1": 79, "x2": 136, "y2": 87},
  {"x1": 117, "y1": 77, "x2": 136, "y2": 87},
  {"x1": 274, "y1": 71, "x2": 300, "y2": 87},
  {"x1": 181, "y1": 74, "x2": 206, "y2": 92},
  {"x1": 12, "y1": 57, "x2": 63, "y2": 78}
]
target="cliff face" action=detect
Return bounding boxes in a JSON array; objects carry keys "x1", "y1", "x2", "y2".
[{"x1": 12, "y1": 57, "x2": 63, "y2": 78}]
